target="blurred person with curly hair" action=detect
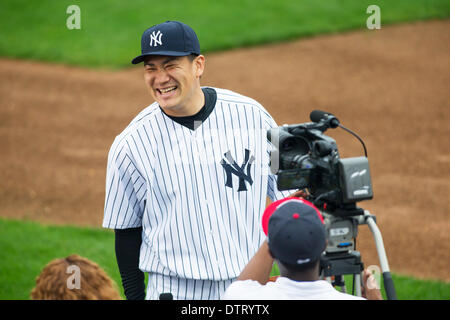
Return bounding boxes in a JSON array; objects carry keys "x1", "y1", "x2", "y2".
[{"x1": 31, "y1": 254, "x2": 122, "y2": 300}]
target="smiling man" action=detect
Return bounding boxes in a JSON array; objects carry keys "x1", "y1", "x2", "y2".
[
  {"x1": 103, "y1": 21, "x2": 295, "y2": 300},
  {"x1": 143, "y1": 54, "x2": 205, "y2": 117}
]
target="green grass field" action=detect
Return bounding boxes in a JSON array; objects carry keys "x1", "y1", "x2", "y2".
[
  {"x1": 0, "y1": 0, "x2": 449, "y2": 68},
  {"x1": 1, "y1": 0, "x2": 449, "y2": 301},
  {"x1": 0, "y1": 218, "x2": 448, "y2": 300},
  {"x1": 0, "y1": 218, "x2": 124, "y2": 299}
]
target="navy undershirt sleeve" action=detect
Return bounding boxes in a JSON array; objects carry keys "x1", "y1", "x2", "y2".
[{"x1": 115, "y1": 227, "x2": 146, "y2": 300}]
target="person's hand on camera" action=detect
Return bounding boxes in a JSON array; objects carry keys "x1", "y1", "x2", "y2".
[{"x1": 288, "y1": 189, "x2": 309, "y2": 198}]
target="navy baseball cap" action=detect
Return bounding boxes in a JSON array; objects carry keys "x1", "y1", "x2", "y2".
[
  {"x1": 262, "y1": 198, "x2": 327, "y2": 266},
  {"x1": 131, "y1": 21, "x2": 201, "y2": 64}
]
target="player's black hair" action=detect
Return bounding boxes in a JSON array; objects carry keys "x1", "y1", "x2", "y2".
[{"x1": 187, "y1": 53, "x2": 200, "y2": 62}]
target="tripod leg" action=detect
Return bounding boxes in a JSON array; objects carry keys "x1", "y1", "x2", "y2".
[
  {"x1": 333, "y1": 275, "x2": 347, "y2": 293},
  {"x1": 364, "y1": 212, "x2": 397, "y2": 300},
  {"x1": 354, "y1": 273, "x2": 362, "y2": 297}
]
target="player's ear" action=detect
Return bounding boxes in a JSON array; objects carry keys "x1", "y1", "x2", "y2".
[{"x1": 193, "y1": 54, "x2": 205, "y2": 78}]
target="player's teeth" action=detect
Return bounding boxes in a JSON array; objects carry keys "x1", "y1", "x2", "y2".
[{"x1": 160, "y1": 86, "x2": 176, "y2": 93}]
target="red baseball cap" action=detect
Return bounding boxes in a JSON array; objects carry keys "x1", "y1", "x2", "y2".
[
  {"x1": 262, "y1": 197, "x2": 326, "y2": 266},
  {"x1": 262, "y1": 197, "x2": 323, "y2": 235}
]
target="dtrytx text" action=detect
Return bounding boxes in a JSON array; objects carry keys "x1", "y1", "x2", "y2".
[{"x1": 181, "y1": 304, "x2": 270, "y2": 317}]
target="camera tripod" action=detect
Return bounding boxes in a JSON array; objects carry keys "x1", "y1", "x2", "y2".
[{"x1": 319, "y1": 208, "x2": 397, "y2": 300}]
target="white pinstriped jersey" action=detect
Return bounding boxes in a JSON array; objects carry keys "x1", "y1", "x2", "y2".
[{"x1": 103, "y1": 87, "x2": 291, "y2": 282}]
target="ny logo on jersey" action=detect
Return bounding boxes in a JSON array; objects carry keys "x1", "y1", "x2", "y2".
[
  {"x1": 149, "y1": 30, "x2": 163, "y2": 47},
  {"x1": 221, "y1": 149, "x2": 254, "y2": 192}
]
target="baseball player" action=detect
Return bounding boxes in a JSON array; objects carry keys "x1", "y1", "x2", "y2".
[{"x1": 103, "y1": 20, "x2": 295, "y2": 300}]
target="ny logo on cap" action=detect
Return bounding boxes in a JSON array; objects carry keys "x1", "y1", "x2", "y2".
[{"x1": 149, "y1": 30, "x2": 163, "y2": 47}]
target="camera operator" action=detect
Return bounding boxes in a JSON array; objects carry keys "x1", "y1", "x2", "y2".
[{"x1": 222, "y1": 197, "x2": 382, "y2": 300}]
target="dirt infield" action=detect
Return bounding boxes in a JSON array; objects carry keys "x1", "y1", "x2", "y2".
[{"x1": 1, "y1": 20, "x2": 449, "y2": 281}]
